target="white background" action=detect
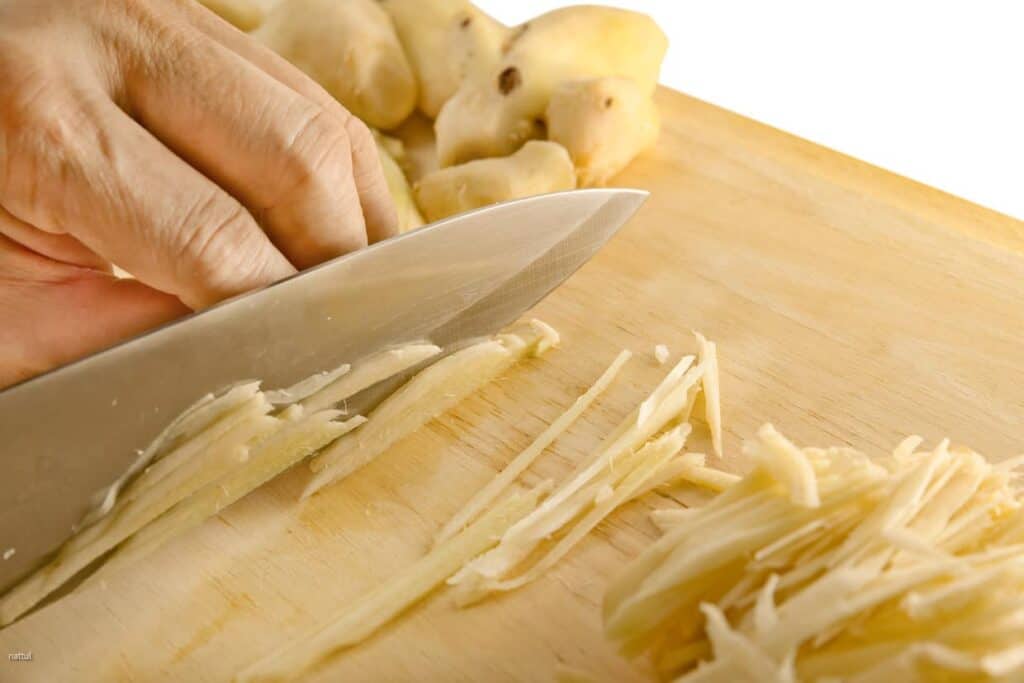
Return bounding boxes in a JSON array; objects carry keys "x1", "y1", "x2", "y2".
[{"x1": 476, "y1": 1, "x2": 1024, "y2": 220}]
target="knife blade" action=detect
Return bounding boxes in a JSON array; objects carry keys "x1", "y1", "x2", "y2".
[{"x1": 0, "y1": 188, "x2": 648, "y2": 591}]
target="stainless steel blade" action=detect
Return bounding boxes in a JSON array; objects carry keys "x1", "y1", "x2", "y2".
[{"x1": 0, "y1": 188, "x2": 647, "y2": 591}]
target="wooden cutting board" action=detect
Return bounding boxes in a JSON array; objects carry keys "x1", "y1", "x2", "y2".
[{"x1": 2, "y1": 87, "x2": 1023, "y2": 682}]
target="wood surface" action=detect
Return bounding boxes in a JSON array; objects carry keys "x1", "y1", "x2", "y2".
[{"x1": 2, "y1": 87, "x2": 1023, "y2": 682}]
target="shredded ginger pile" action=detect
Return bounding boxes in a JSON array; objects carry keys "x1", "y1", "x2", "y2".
[{"x1": 605, "y1": 425, "x2": 1024, "y2": 682}]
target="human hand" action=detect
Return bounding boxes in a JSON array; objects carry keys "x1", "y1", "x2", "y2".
[{"x1": 0, "y1": 0, "x2": 397, "y2": 389}]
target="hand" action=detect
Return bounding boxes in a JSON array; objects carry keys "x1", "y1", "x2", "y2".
[{"x1": 0, "y1": 0, "x2": 398, "y2": 389}]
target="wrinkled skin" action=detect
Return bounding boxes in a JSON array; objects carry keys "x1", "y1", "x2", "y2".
[{"x1": 0, "y1": 0, "x2": 397, "y2": 388}]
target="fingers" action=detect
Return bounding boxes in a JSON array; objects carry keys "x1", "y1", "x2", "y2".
[
  {"x1": 343, "y1": 117, "x2": 401, "y2": 244},
  {"x1": 120, "y1": 23, "x2": 374, "y2": 267},
  {"x1": 0, "y1": 205, "x2": 110, "y2": 271},
  {"x1": 184, "y1": 3, "x2": 399, "y2": 243},
  {"x1": 0, "y1": 233, "x2": 187, "y2": 389},
  {"x1": 2, "y1": 90, "x2": 295, "y2": 309}
]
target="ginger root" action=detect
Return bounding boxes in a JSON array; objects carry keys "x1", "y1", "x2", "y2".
[
  {"x1": 253, "y1": 0, "x2": 416, "y2": 129},
  {"x1": 389, "y1": 112, "x2": 440, "y2": 184},
  {"x1": 434, "y1": 6, "x2": 667, "y2": 167},
  {"x1": 380, "y1": 0, "x2": 509, "y2": 119},
  {"x1": 547, "y1": 77, "x2": 660, "y2": 187},
  {"x1": 373, "y1": 132, "x2": 425, "y2": 233},
  {"x1": 414, "y1": 140, "x2": 575, "y2": 222},
  {"x1": 198, "y1": 0, "x2": 279, "y2": 31}
]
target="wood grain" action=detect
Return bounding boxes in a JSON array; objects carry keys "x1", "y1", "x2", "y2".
[{"x1": 2, "y1": 87, "x2": 1023, "y2": 682}]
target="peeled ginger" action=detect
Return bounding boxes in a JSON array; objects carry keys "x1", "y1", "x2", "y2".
[
  {"x1": 547, "y1": 77, "x2": 660, "y2": 187},
  {"x1": 414, "y1": 141, "x2": 575, "y2": 222},
  {"x1": 604, "y1": 426, "x2": 1024, "y2": 682}
]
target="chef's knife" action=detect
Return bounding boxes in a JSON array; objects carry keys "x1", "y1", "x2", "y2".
[{"x1": 0, "y1": 188, "x2": 648, "y2": 592}]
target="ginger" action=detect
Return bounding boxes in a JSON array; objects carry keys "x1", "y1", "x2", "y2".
[
  {"x1": 0, "y1": 395, "x2": 280, "y2": 625},
  {"x1": 198, "y1": 0, "x2": 279, "y2": 31},
  {"x1": 304, "y1": 321, "x2": 559, "y2": 499},
  {"x1": 546, "y1": 77, "x2": 660, "y2": 187},
  {"x1": 380, "y1": 0, "x2": 509, "y2": 119},
  {"x1": 92, "y1": 411, "x2": 364, "y2": 582},
  {"x1": 0, "y1": 342, "x2": 443, "y2": 625},
  {"x1": 413, "y1": 140, "x2": 575, "y2": 222},
  {"x1": 374, "y1": 132, "x2": 425, "y2": 233},
  {"x1": 253, "y1": 0, "x2": 416, "y2": 129},
  {"x1": 435, "y1": 349, "x2": 633, "y2": 546},
  {"x1": 235, "y1": 487, "x2": 547, "y2": 682},
  {"x1": 434, "y1": 6, "x2": 667, "y2": 167},
  {"x1": 389, "y1": 112, "x2": 440, "y2": 184},
  {"x1": 605, "y1": 429, "x2": 1024, "y2": 682}
]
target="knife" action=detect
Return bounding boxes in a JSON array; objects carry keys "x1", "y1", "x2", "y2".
[{"x1": 0, "y1": 188, "x2": 648, "y2": 592}]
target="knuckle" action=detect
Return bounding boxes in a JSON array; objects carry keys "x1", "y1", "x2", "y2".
[
  {"x1": 123, "y1": 5, "x2": 213, "y2": 94},
  {"x1": 282, "y1": 107, "x2": 353, "y2": 185},
  {"x1": 0, "y1": 48, "x2": 96, "y2": 159},
  {"x1": 0, "y1": 86, "x2": 96, "y2": 226},
  {"x1": 0, "y1": 58, "x2": 53, "y2": 135},
  {"x1": 26, "y1": 101, "x2": 86, "y2": 156},
  {"x1": 131, "y1": 2, "x2": 201, "y2": 62},
  {"x1": 2, "y1": 90, "x2": 107, "y2": 219},
  {"x1": 173, "y1": 192, "x2": 268, "y2": 300},
  {"x1": 157, "y1": 24, "x2": 207, "y2": 70},
  {"x1": 342, "y1": 115, "x2": 375, "y2": 155},
  {"x1": 342, "y1": 115, "x2": 390, "y2": 193}
]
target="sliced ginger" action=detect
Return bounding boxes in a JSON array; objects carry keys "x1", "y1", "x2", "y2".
[
  {"x1": 605, "y1": 427, "x2": 1024, "y2": 682},
  {"x1": 304, "y1": 320, "x2": 560, "y2": 498},
  {"x1": 78, "y1": 381, "x2": 266, "y2": 529},
  {"x1": 0, "y1": 341, "x2": 444, "y2": 625},
  {"x1": 301, "y1": 343, "x2": 441, "y2": 413},
  {"x1": 230, "y1": 330, "x2": 725, "y2": 679},
  {"x1": 0, "y1": 394, "x2": 279, "y2": 625},
  {"x1": 235, "y1": 486, "x2": 548, "y2": 683},
  {"x1": 448, "y1": 426, "x2": 692, "y2": 606},
  {"x1": 444, "y1": 331, "x2": 724, "y2": 606},
  {"x1": 435, "y1": 349, "x2": 633, "y2": 545},
  {"x1": 92, "y1": 410, "x2": 366, "y2": 582}
]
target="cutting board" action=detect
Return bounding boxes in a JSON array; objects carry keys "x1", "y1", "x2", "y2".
[{"x1": 2, "y1": 87, "x2": 1023, "y2": 682}]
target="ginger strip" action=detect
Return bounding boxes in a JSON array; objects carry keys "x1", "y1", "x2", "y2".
[
  {"x1": 0, "y1": 397, "x2": 278, "y2": 625},
  {"x1": 92, "y1": 411, "x2": 366, "y2": 582},
  {"x1": 2, "y1": 339, "x2": 441, "y2": 622},
  {"x1": 435, "y1": 349, "x2": 631, "y2": 545},
  {"x1": 441, "y1": 333, "x2": 720, "y2": 607},
  {"x1": 264, "y1": 364, "x2": 352, "y2": 405},
  {"x1": 303, "y1": 321, "x2": 558, "y2": 498},
  {"x1": 693, "y1": 332, "x2": 723, "y2": 459},
  {"x1": 77, "y1": 381, "x2": 264, "y2": 529},
  {"x1": 300, "y1": 343, "x2": 441, "y2": 414},
  {"x1": 450, "y1": 427, "x2": 690, "y2": 606},
  {"x1": 502, "y1": 344, "x2": 708, "y2": 554},
  {"x1": 604, "y1": 426, "x2": 1024, "y2": 681},
  {"x1": 235, "y1": 486, "x2": 549, "y2": 683}
]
